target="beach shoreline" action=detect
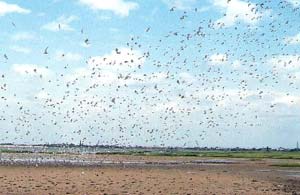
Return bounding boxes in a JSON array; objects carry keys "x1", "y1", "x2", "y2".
[{"x1": 0, "y1": 154, "x2": 299, "y2": 194}]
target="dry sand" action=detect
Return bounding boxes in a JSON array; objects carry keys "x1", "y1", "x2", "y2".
[{"x1": 0, "y1": 155, "x2": 299, "y2": 195}]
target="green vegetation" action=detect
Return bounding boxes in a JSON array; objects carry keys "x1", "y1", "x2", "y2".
[
  {"x1": 96, "y1": 150, "x2": 300, "y2": 160},
  {"x1": 1, "y1": 148, "x2": 300, "y2": 160},
  {"x1": 0, "y1": 149, "x2": 34, "y2": 154},
  {"x1": 271, "y1": 163, "x2": 300, "y2": 168},
  {"x1": 194, "y1": 151, "x2": 300, "y2": 160}
]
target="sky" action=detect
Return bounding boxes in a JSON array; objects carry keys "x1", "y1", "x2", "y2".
[{"x1": 0, "y1": 0, "x2": 300, "y2": 148}]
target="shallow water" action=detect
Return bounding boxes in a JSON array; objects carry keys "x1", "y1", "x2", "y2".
[
  {"x1": 278, "y1": 170, "x2": 300, "y2": 173},
  {"x1": 0, "y1": 153, "x2": 237, "y2": 167},
  {"x1": 257, "y1": 169, "x2": 271, "y2": 172},
  {"x1": 288, "y1": 174, "x2": 300, "y2": 178}
]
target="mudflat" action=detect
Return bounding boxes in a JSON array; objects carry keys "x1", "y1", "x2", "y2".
[{"x1": 0, "y1": 155, "x2": 299, "y2": 195}]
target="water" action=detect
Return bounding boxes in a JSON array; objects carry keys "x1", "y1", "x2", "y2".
[{"x1": 0, "y1": 146, "x2": 238, "y2": 167}]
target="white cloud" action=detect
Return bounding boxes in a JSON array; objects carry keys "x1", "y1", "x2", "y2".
[
  {"x1": 79, "y1": 0, "x2": 138, "y2": 17},
  {"x1": 88, "y1": 47, "x2": 145, "y2": 71},
  {"x1": 10, "y1": 45, "x2": 31, "y2": 54},
  {"x1": 42, "y1": 15, "x2": 77, "y2": 32},
  {"x1": 35, "y1": 91, "x2": 50, "y2": 100},
  {"x1": 11, "y1": 32, "x2": 35, "y2": 41},
  {"x1": 162, "y1": 0, "x2": 197, "y2": 10},
  {"x1": 269, "y1": 55, "x2": 300, "y2": 70},
  {"x1": 212, "y1": 0, "x2": 262, "y2": 28},
  {"x1": 12, "y1": 64, "x2": 52, "y2": 77},
  {"x1": 287, "y1": 0, "x2": 300, "y2": 7},
  {"x1": 178, "y1": 72, "x2": 196, "y2": 83},
  {"x1": 272, "y1": 93, "x2": 300, "y2": 106},
  {"x1": 0, "y1": 1, "x2": 30, "y2": 16},
  {"x1": 55, "y1": 51, "x2": 83, "y2": 62},
  {"x1": 209, "y1": 53, "x2": 228, "y2": 65},
  {"x1": 232, "y1": 60, "x2": 241, "y2": 69},
  {"x1": 122, "y1": 72, "x2": 168, "y2": 85},
  {"x1": 65, "y1": 47, "x2": 145, "y2": 85},
  {"x1": 284, "y1": 33, "x2": 300, "y2": 45}
]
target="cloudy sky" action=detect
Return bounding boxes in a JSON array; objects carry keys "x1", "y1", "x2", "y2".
[{"x1": 0, "y1": 0, "x2": 300, "y2": 148}]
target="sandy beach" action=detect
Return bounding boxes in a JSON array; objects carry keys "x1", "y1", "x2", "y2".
[{"x1": 0, "y1": 154, "x2": 299, "y2": 195}]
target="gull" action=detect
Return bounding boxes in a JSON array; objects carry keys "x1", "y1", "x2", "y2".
[{"x1": 44, "y1": 47, "x2": 49, "y2": 55}]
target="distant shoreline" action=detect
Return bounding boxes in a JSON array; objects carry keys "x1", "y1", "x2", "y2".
[
  {"x1": 0, "y1": 145, "x2": 300, "y2": 160},
  {"x1": 0, "y1": 143, "x2": 299, "y2": 151}
]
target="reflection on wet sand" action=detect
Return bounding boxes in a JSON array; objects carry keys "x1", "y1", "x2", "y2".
[{"x1": 0, "y1": 153, "x2": 299, "y2": 195}]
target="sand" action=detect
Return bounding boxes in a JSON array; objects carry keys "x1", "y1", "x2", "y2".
[{"x1": 0, "y1": 155, "x2": 299, "y2": 195}]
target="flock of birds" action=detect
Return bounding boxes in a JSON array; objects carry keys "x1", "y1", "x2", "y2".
[{"x1": 0, "y1": 0, "x2": 299, "y2": 147}]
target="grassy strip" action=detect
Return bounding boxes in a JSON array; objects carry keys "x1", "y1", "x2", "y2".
[
  {"x1": 1, "y1": 149, "x2": 300, "y2": 160},
  {"x1": 271, "y1": 163, "x2": 300, "y2": 168},
  {"x1": 0, "y1": 149, "x2": 34, "y2": 154},
  {"x1": 97, "y1": 151, "x2": 300, "y2": 159}
]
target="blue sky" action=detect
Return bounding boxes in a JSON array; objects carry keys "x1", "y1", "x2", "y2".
[{"x1": 0, "y1": 0, "x2": 300, "y2": 148}]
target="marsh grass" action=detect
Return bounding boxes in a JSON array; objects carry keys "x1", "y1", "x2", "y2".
[
  {"x1": 1, "y1": 148, "x2": 300, "y2": 160},
  {"x1": 96, "y1": 150, "x2": 300, "y2": 160},
  {"x1": 271, "y1": 163, "x2": 300, "y2": 168}
]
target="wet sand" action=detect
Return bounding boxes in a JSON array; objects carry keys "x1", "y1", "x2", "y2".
[{"x1": 0, "y1": 155, "x2": 299, "y2": 195}]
